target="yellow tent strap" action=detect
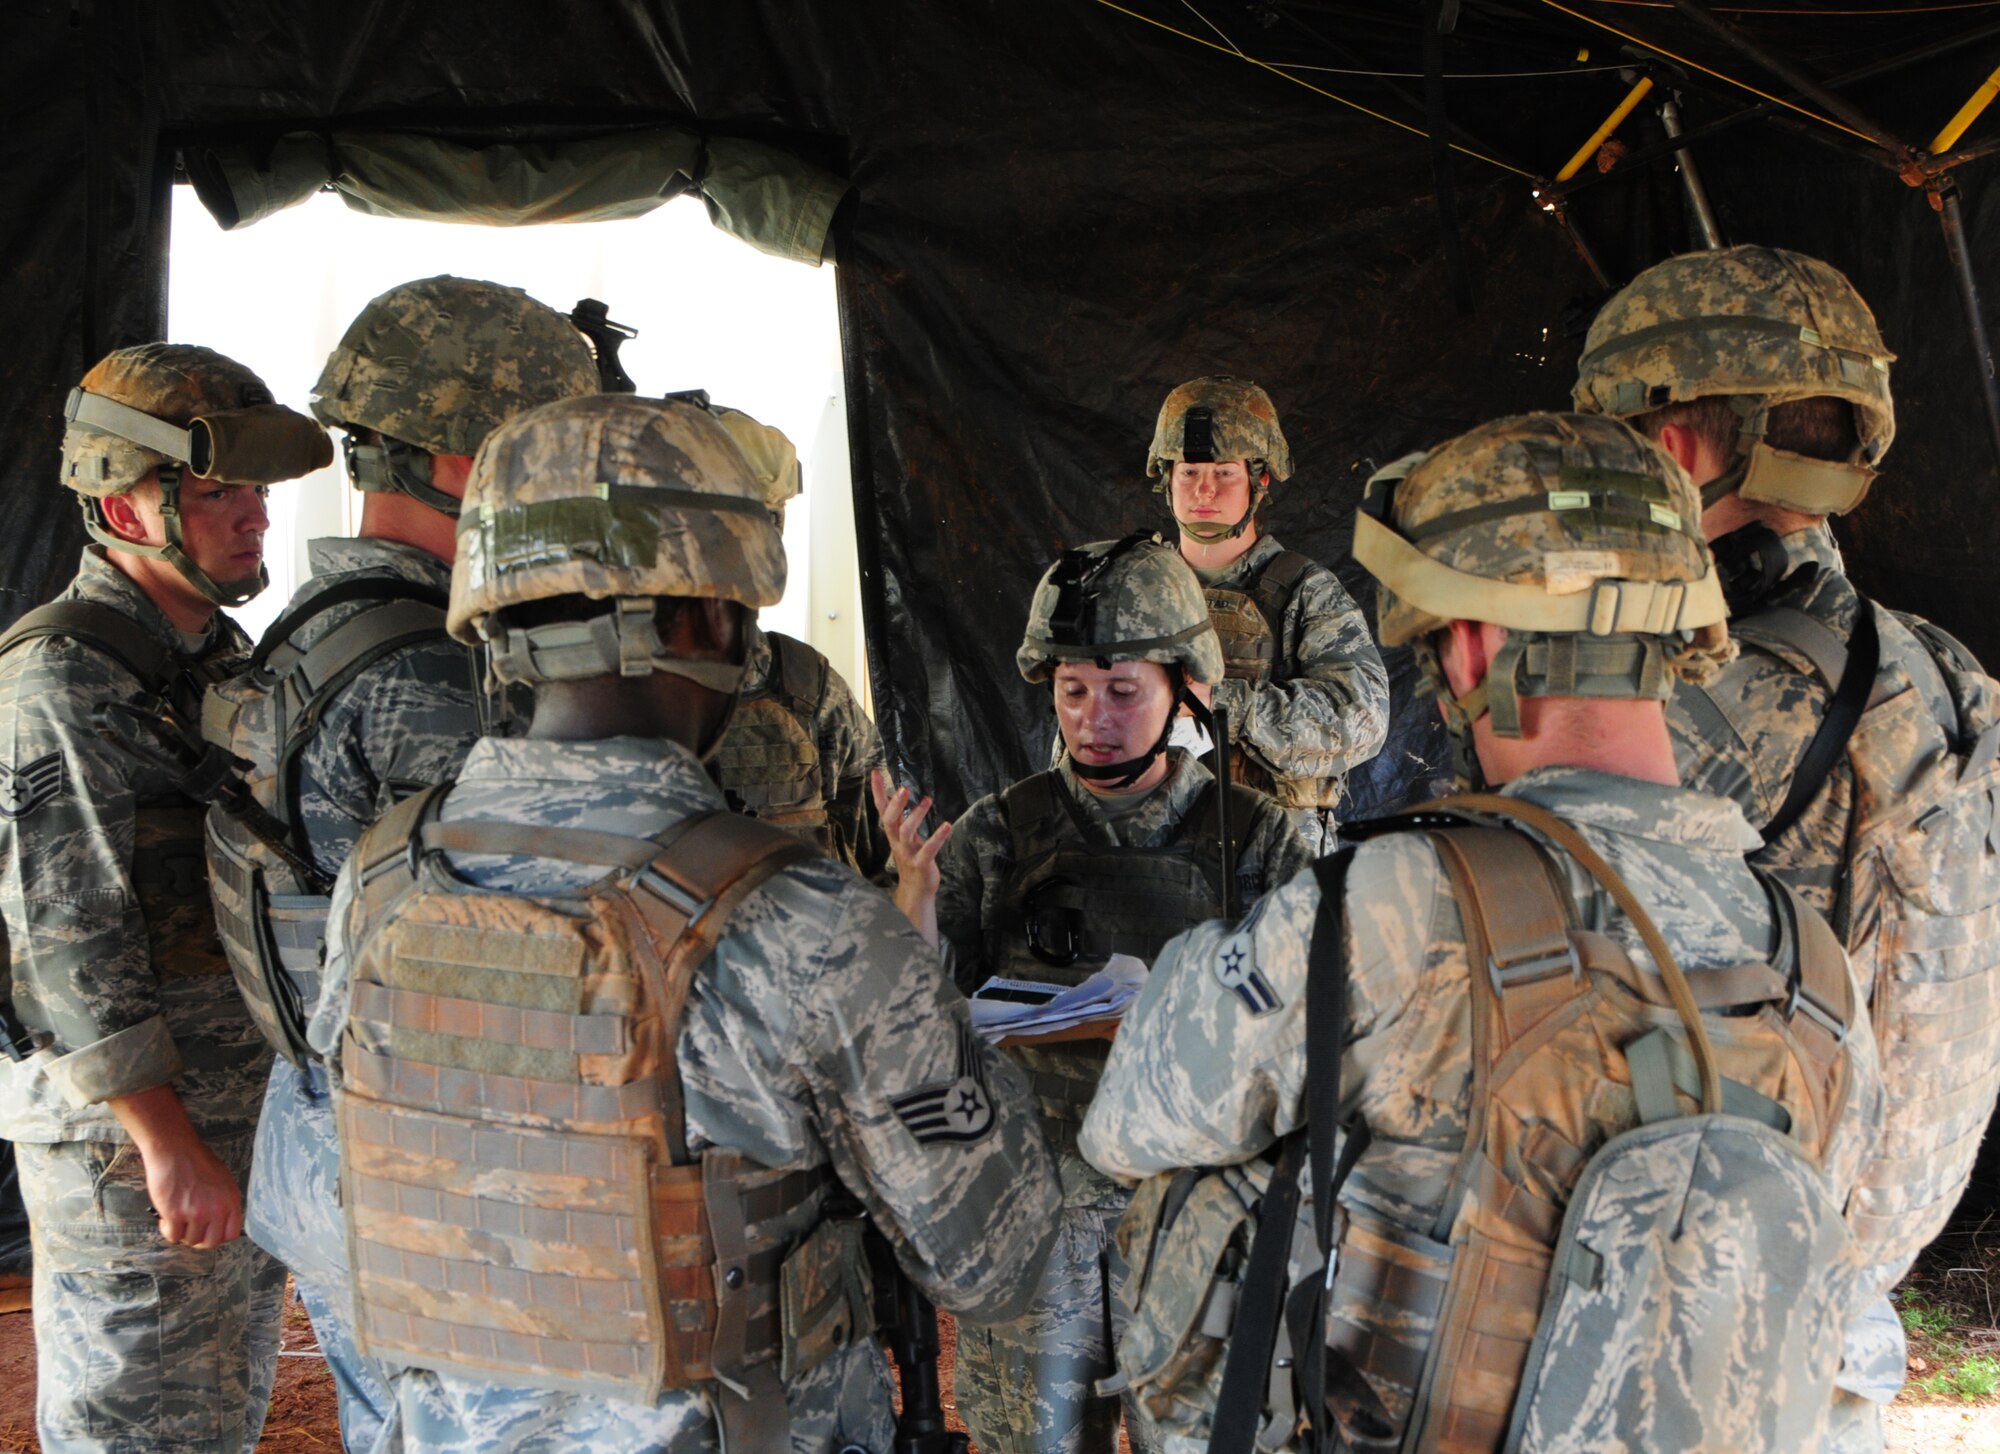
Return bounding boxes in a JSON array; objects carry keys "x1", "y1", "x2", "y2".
[
  {"x1": 1556, "y1": 74, "x2": 1654, "y2": 180},
  {"x1": 1531, "y1": 0, "x2": 1881, "y2": 148},
  {"x1": 1093, "y1": 0, "x2": 1538, "y2": 180},
  {"x1": 1933, "y1": 64, "x2": 2000, "y2": 154}
]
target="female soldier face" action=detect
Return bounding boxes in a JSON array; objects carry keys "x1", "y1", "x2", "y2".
[
  {"x1": 1169, "y1": 459, "x2": 1253, "y2": 530},
  {"x1": 1052, "y1": 659, "x2": 1175, "y2": 777}
]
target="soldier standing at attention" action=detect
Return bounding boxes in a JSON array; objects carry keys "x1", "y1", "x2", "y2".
[
  {"x1": 309, "y1": 392, "x2": 1059, "y2": 1452},
  {"x1": 1573, "y1": 246, "x2": 2000, "y2": 1449},
  {"x1": 1144, "y1": 377, "x2": 1389, "y2": 853},
  {"x1": 1082, "y1": 414, "x2": 1883, "y2": 1454},
  {"x1": 205, "y1": 277, "x2": 597, "y2": 1454},
  {"x1": 878, "y1": 532, "x2": 1313, "y2": 1454},
  {"x1": 709, "y1": 406, "x2": 891, "y2": 877},
  {"x1": 0, "y1": 345, "x2": 330, "y2": 1452}
]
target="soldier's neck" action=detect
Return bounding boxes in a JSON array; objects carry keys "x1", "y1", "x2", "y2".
[
  {"x1": 1178, "y1": 519, "x2": 1258, "y2": 572},
  {"x1": 104, "y1": 548, "x2": 217, "y2": 635},
  {"x1": 1472, "y1": 698, "x2": 1680, "y2": 787},
  {"x1": 358, "y1": 491, "x2": 457, "y2": 565}
]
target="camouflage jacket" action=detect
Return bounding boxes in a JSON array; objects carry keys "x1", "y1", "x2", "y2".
[
  {"x1": 293, "y1": 536, "x2": 484, "y2": 879},
  {"x1": 0, "y1": 548, "x2": 268, "y2": 1142},
  {"x1": 936, "y1": 749, "x2": 1315, "y2": 996},
  {"x1": 1199, "y1": 535, "x2": 1390, "y2": 811},
  {"x1": 1667, "y1": 523, "x2": 1955, "y2": 913},
  {"x1": 719, "y1": 621, "x2": 890, "y2": 879},
  {"x1": 309, "y1": 735, "x2": 1061, "y2": 1451}
]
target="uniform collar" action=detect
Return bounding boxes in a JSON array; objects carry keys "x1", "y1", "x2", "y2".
[
  {"x1": 458, "y1": 734, "x2": 725, "y2": 804},
  {"x1": 1054, "y1": 746, "x2": 1214, "y2": 847},
  {"x1": 1501, "y1": 765, "x2": 1763, "y2": 853},
  {"x1": 67, "y1": 546, "x2": 241, "y2": 660},
  {"x1": 1773, "y1": 521, "x2": 1845, "y2": 581},
  {"x1": 307, "y1": 535, "x2": 453, "y2": 588},
  {"x1": 1189, "y1": 532, "x2": 1282, "y2": 590}
]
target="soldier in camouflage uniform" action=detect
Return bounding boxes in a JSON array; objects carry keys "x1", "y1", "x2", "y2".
[
  {"x1": 308, "y1": 391, "x2": 1060, "y2": 1453},
  {"x1": 1081, "y1": 413, "x2": 1883, "y2": 1453},
  {"x1": 1573, "y1": 245, "x2": 2000, "y2": 1448},
  {"x1": 710, "y1": 406, "x2": 891, "y2": 877},
  {"x1": 227, "y1": 277, "x2": 596, "y2": 1454},
  {"x1": 0, "y1": 344, "x2": 329, "y2": 1451},
  {"x1": 1142, "y1": 377, "x2": 1389, "y2": 853},
  {"x1": 880, "y1": 533, "x2": 1312, "y2": 1454}
]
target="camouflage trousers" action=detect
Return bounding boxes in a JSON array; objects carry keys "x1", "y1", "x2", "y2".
[
  {"x1": 953, "y1": 1164, "x2": 1163, "y2": 1454},
  {"x1": 387, "y1": 1339, "x2": 896, "y2": 1453},
  {"x1": 18, "y1": 1130, "x2": 286, "y2": 1454},
  {"x1": 1825, "y1": 1293, "x2": 1904, "y2": 1454},
  {"x1": 246, "y1": 1059, "x2": 396, "y2": 1454}
]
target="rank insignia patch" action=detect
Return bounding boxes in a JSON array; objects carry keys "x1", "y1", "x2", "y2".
[
  {"x1": 890, "y1": 1023, "x2": 996, "y2": 1145},
  {"x1": 1214, "y1": 930, "x2": 1281, "y2": 1015},
  {"x1": 0, "y1": 753, "x2": 65, "y2": 821}
]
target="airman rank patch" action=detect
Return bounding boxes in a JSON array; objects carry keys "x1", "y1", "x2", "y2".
[
  {"x1": 1214, "y1": 930, "x2": 1280, "y2": 1015},
  {"x1": 0, "y1": 752, "x2": 65, "y2": 820},
  {"x1": 890, "y1": 1022, "x2": 996, "y2": 1145}
]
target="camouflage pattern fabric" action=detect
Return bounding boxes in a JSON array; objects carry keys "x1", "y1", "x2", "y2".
[
  {"x1": 0, "y1": 548, "x2": 268, "y2": 1143},
  {"x1": 309, "y1": 276, "x2": 599, "y2": 456},
  {"x1": 1016, "y1": 534, "x2": 1225, "y2": 687},
  {"x1": 1080, "y1": 766, "x2": 1883, "y2": 1450},
  {"x1": 938, "y1": 750, "x2": 1308, "y2": 1454},
  {"x1": 62, "y1": 344, "x2": 282, "y2": 497},
  {"x1": 1193, "y1": 536, "x2": 1388, "y2": 850},
  {"x1": 243, "y1": 535, "x2": 482, "y2": 1454},
  {"x1": 18, "y1": 1130, "x2": 286, "y2": 1454},
  {"x1": 719, "y1": 621, "x2": 891, "y2": 878},
  {"x1": 308, "y1": 734, "x2": 1061, "y2": 1454},
  {"x1": 1146, "y1": 377, "x2": 1294, "y2": 482}
]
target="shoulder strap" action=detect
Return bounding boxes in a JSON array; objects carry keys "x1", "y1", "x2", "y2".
[
  {"x1": 351, "y1": 782, "x2": 451, "y2": 930},
  {"x1": 1001, "y1": 770, "x2": 1067, "y2": 864},
  {"x1": 0, "y1": 600, "x2": 178, "y2": 691},
  {"x1": 1760, "y1": 601, "x2": 1880, "y2": 846},
  {"x1": 1249, "y1": 549, "x2": 1317, "y2": 660},
  {"x1": 252, "y1": 574, "x2": 449, "y2": 673},
  {"x1": 1732, "y1": 603, "x2": 1849, "y2": 687},
  {"x1": 764, "y1": 632, "x2": 826, "y2": 719},
  {"x1": 625, "y1": 811, "x2": 818, "y2": 1163}
]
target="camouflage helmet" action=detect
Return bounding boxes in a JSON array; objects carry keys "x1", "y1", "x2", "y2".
[
  {"x1": 1572, "y1": 246, "x2": 1895, "y2": 515},
  {"x1": 714, "y1": 407, "x2": 801, "y2": 516},
  {"x1": 61, "y1": 343, "x2": 329, "y2": 606},
  {"x1": 311, "y1": 275, "x2": 598, "y2": 515},
  {"x1": 1356, "y1": 413, "x2": 1729, "y2": 756},
  {"x1": 1148, "y1": 376, "x2": 1293, "y2": 544},
  {"x1": 452, "y1": 393, "x2": 784, "y2": 688},
  {"x1": 1017, "y1": 532, "x2": 1225, "y2": 686}
]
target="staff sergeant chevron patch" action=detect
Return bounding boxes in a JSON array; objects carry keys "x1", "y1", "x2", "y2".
[
  {"x1": 889, "y1": 1022, "x2": 997, "y2": 1145},
  {"x1": 0, "y1": 752, "x2": 65, "y2": 820}
]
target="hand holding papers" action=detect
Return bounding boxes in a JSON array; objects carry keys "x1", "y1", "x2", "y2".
[{"x1": 969, "y1": 954, "x2": 1149, "y2": 1046}]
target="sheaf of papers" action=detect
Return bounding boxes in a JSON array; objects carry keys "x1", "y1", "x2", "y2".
[{"x1": 967, "y1": 954, "x2": 1149, "y2": 1043}]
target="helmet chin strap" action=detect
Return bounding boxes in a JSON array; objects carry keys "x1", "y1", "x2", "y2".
[
  {"x1": 1412, "y1": 637, "x2": 1489, "y2": 793},
  {"x1": 1065, "y1": 669, "x2": 1209, "y2": 790},
  {"x1": 1166, "y1": 468, "x2": 1270, "y2": 544}
]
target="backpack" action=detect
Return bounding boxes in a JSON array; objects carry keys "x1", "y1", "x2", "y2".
[{"x1": 1111, "y1": 794, "x2": 1866, "y2": 1454}]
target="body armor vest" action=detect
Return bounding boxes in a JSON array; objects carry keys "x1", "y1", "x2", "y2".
[
  {"x1": 0, "y1": 602, "x2": 236, "y2": 983},
  {"x1": 1685, "y1": 599, "x2": 2000, "y2": 1280},
  {"x1": 338, "y1": 789, "x2": 847, "y2": 1411},
  {"x1": 199, "y1": 574, "x2": 455, "y2": 1063},
  {"x1": 1329, "y1": 819, "x2": 1855, "y2": 1454},
  {"x1": 990, "y1": 771, "x2": 1249, "y2": 1131},
  {"x1": 1201, "y1": 550, "x2": 1340, "y2": 811},
  {"x1": 714, "y1": 632, "x2": 829, "y2": 848}
]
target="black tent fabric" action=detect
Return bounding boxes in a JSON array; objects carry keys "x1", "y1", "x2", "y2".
[{"x1": 4, "y1": 0, "x2": 1998, "y2": 825}]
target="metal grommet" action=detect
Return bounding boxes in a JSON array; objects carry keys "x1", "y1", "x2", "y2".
[{"x1": 724, "y1": 1265, "x2": 745, "y2": 1290}]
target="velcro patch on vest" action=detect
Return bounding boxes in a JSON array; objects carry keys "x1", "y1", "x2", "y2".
[
  {"x1": 1213, "y1": 930, "x2": 1281, "y2": 1016},
  {"x1": 889, "y1": 1023, "x2": 996, "y2": 1145},
  {"x1": 0, "y1": 752, "x2": 65, "y2": 820}
]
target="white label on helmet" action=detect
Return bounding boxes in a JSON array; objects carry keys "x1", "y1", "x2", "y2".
[{"x1": 1542, "y1": 550, "x2": 1622, "y2": 596}]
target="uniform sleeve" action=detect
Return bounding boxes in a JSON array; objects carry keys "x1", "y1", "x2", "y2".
[
  {"x1": 1212, "y1": 563, "x2": 1389, "y2": 784},
  {"x1": 1080, "y1": 838, "x2": 1437, "y2": 1181},
  {"x1": 813, "y1": 667, "x2": 892, "y2": 881},
  {"x1": 305, "y1": 861, "x2": 362, "y2": 1066},
  {"x1": 791, "y1": 879, "x2": 1060, "y2": 1322},
  {"x1": 1243, "y1": 795, "x2": 1316, "y2": 900},
  {"x1": 0, "y1": 646, "x2": 182, "y2": 1105},
  {"x1": 935, "y1": 794, "x2": 1005, "y2": 995}
]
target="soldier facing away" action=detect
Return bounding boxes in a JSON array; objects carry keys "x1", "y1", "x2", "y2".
[
  {"x1": 880, "y1": 532, "x2": 1313, "y2": 1454},
  {"x1": 1574, "y1": 244, "x2": 2000, "y2": 1447},
  {"x1": 308, "y1": 391, "x2": 1061, "y2": 1452},
  {"x1": 709, "y1": 405, "x2": 892, "y2": 878},
  {"x1": 1081, "y1": 412, "x2": 1884, "y2": 1453},
  {"x1": 0, "y1": 344, "x2": 330, "y2": 1451},
  {"x1": 210, "y1": 275, "x2": 598, "y2": 1454},
  {"x1": 1142, "y1": 377, "x2": 1390, "y2": 853}
]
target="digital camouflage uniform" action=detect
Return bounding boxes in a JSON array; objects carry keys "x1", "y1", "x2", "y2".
[
  {"x1": 945, "y1": 531, "x2": 1314, "y2": 1454},
  {"x1": 718, "y1": 620, "x2": 891, "y2": 878},
  {"x1": 1143, "y1": 379, "x2": 1389, "y2": 853},
  {"x1": 1574, "y1": 246, "x2": 1992, "y2": 1449},
  {"x1": 243, "y1": 536, "x2": 482, "y2": 1454},
  {"x1": 0, "y1": 548, "x2": 285, "y2": 1454},
  {"x1": 1079, "y1": 766, "x2": 1884, "y2": 1454},
  {"x1": 0, "y1": 342, "x2": 327, "y2": 1454}
]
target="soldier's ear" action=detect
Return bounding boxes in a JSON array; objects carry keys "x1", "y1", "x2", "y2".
[
  {"x1": 1437, "y1": 618, "x2": 1493, "y2": 699},
  {"x1": 98, "y1": 482, "x2": 157, "y2": 545}
]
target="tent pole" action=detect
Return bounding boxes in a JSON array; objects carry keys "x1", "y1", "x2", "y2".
[
  {"x1": 1932, "y1": 64, "x2": 2000, "y2": 156},
  {"x1": 1555, "y1": 75, "x2": 1654, "y2": 181},
  {"x1": 1931, "y1": 177, "x2": 2000, "y2": 483},
  {"x1": 1658, "y1": 95, "x2": 1724, "y2": 248}
]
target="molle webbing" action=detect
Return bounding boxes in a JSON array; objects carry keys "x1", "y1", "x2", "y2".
[
  {"x1": 715, "y1": 641, "x2": 826, "y2": 830},
  {"x1": 340, "y1": 789, "x2": 825, "y2": 1402},
  {"x1": 1205, "y1": 548, "x2": 1313, "y2": 685}
]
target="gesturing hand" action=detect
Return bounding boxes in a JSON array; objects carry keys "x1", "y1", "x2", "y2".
[{"x1": 871, "y1": 769, "x2": 952, "y2": 949}]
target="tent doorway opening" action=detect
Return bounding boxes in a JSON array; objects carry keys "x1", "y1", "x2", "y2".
[{"x1": 167, "y1": 185, "x2": 866, "y2": 708}]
